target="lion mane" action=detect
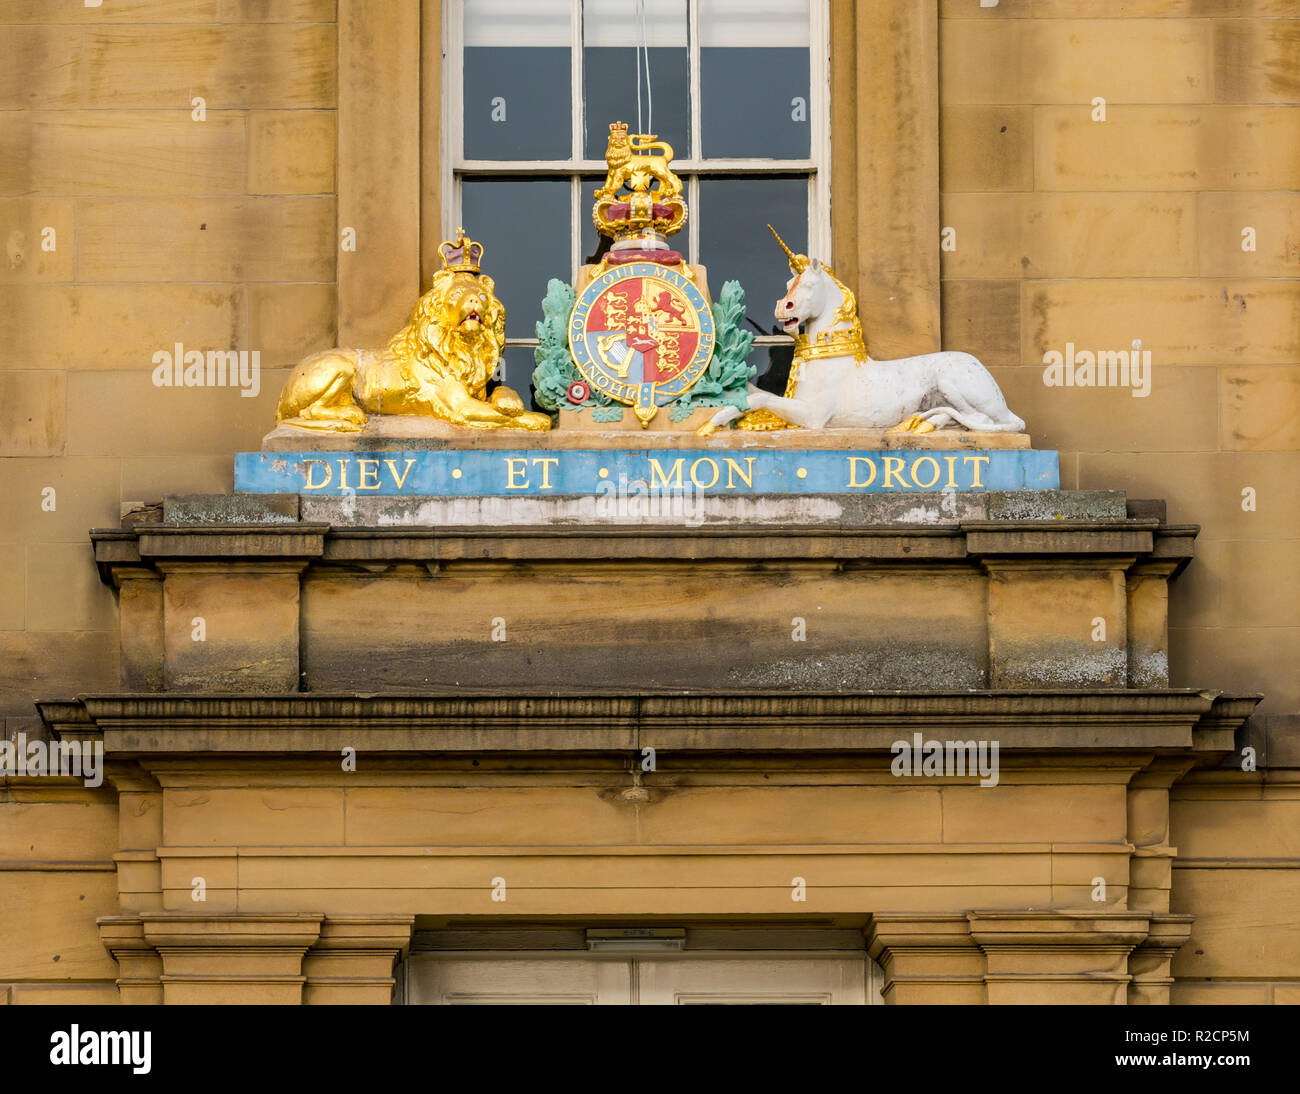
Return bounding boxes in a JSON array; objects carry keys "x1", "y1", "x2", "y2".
[{"x1": 379, "y1": 269, "x2": 506, "y2": 397}]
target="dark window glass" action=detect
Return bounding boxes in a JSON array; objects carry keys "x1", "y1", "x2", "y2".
[
  {"x1": 698, "y1": 175, "x2": 807, "y2": 339},
  {"x1": 464, "y1": 47, "x2": 572, "y2": 159},
  {"x1": 462, "y1": 1, "x2": 572, "y2": 159},
  {"x1": 582, "y1": 48, "x2": 689, "y2": 161},
  {"x1": 701, "y1": 47, "x2": 809, "y2": 159},
  {"x1": 582, "y1": 1, "x2": 688, "y2": 160},
  {"x1": 461, "y1": 178, "x2": 571, "y2": 339},
  {"x1": 496, "y1": 345, "x2": 540, "y2": 404},
  {"x1": 699, "y1": 2, "x2": 811, "y2": 159},
  {"x1": 579, "y1": 173, "x2": 611, "y2": 265}
]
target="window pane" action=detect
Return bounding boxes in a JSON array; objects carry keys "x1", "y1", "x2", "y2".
[
  {"x1": 497, "y1": 345, "x2": 540, "y2": 405},
  {"x1": 701, "y1": 0, "x2": 810, "y2": 159},
  {"x1": 583, "y1": 0, "x2": 689, "y2": 161},
  {"x1": 579, "y1": 173, "x2": 609, "y2": 265},
  {"x1": 460, "y1": 178, "x2": 571, "y2": 339},
  {"x1": 463, "y1": 0, "x2": 571, "y2": 160},
  {"x1": 698, "y1": 176, "x2": 807, "y2": 339},
  {"x1": 749, "y1": 339, "x2": 794, "y2": 390}
]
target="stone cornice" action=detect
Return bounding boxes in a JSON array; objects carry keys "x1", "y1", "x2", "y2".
[
  {"x1": 89, "y1": 515, "x2": 1198, "y2": 580},
  {"x1": 36, "y1": 691, "x2": 1258, "y2": 756}
]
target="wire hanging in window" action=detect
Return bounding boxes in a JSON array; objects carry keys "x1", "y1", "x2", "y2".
[{"x1": 634, "y1": 0, "x2": 652, "y2": 137}]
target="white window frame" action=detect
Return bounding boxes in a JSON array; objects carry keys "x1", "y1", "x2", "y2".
[{"x1": 442, "y1": 0, "x2": 832, "y2": 357}]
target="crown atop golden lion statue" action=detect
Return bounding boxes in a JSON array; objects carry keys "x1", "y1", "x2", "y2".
[{"x1": 438, "y1": 228, "x2": 484, "y2": 274}]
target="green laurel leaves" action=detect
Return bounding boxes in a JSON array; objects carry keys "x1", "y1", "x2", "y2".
[{"x1": 530, "y1": 275, "x2": 755, "y2": 420}]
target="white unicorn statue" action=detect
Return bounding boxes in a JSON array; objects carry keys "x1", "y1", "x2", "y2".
[{"x1": 699, "y1": 226, "x2": 1025, "y2": 436}]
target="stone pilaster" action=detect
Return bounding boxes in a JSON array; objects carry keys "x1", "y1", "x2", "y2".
[
  {"x1": 303, "y1": 916, "x2": 415, "y2": 1005},
  {"x1": 864, "y1": 913, "x2": 985, "y2": 1004},
  {"x1": 1127, "y1": 757, "x2": 1197, "y2": 914},
  {"x1": 968, "y1": 910, "x2": 1150, "y2": 1005},
  {"x1": 98, "y1": 917, "x2": 163, "y2": 1006},
  {"x1": 1128, "y1": 913, "x2": 1193, "y2": 1006},
  {"x1": 140, "y1": 913, "x2": 323, "y2": 1005}
]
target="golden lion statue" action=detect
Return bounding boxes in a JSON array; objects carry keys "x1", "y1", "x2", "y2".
[
  {"x1": 593, "y1": 121, "x2": 683, "y2": 204},
  {"x1": 275, "y1": 230, "x2": 550, "y2": 433}
]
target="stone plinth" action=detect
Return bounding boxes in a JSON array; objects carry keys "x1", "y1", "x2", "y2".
[
  {"x1": 87, "y1": 491, "x2": 1194, "y2": 693},
  {"x1": 261, "y1": 416, "x2": 1033, "y2": 451}
]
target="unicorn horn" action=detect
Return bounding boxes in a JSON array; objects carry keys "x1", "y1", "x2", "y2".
[{"x1": 767, "y1": 224, "x2": 808, "y2": 272}]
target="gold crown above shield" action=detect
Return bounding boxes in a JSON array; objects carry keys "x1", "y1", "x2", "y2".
[
  {"x1": 439, "y1": 228, "x2": 484, "y2": 273},
  {"x1": 592, "y1": 122, "x2": 688, "y2": 241}
]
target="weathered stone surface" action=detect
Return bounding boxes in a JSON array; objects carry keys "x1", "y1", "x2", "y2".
[
  {"x1": 261, "y1": 418, "x2": 1035, "y2": 451},
  {"x1": 164, "y1": 494, "x2": 300, "y2": 524},
  {"x1": 297, "y1": 489, "x2": 1126, "y2": 528}
]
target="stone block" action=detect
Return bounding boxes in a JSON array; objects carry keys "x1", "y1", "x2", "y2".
[
  {"x1": 67, "y1": 371, "x2": 286, "y2": 457},
  {"x1": 941, "y1": 279, "x2": 1020, "y2": 366},
  {"x1": 986, "y1": 563, "x2": 1129, "y2": 687},
  {"x1": 161, "y1": 562, "x2": 303, "y2": 691},
  {"x1": 25, "y1": 542, "x2": 117, "y2": 632},
  {"x1": 1221, "y1": 366, "x2": 1300, "y2": 451},
  {"x1": 1197, "y1": 192, "x2": 1300, "y2": 278},
  {"x1": 942, "y1": 19, "x2": 1210, "y2": 104},
  {"x1": 164, "y1": 493, "x2": 300, "y2": 524},
  {"x1": 248, "y1": 110, "x2": 336, "y2": 195},
  {"x1": 82, "y1": 24, "x2": 335, "y2": 109},
  {"x1": 939, "y1": 105, "x2": 1033, "y2": 192},
  {"x1": 0, "y1": 284, "x2": 244, "y2": 372},
  {"x1": 248, "y1": 283, "x2": 337, "y2": 367},
  {"x1": 0, "y1": 633, "x2": 119, "y2": 718},
  {"x1": 1022, "y1": 278, "x2": 1299, "y2": 367},
  {"x1": 1036, "y1": 106, "x2": 1300, "y2": 191},
  {"x1": 0, "y1": 111, "x2": 246, "y2": 197},
  {"x1": 940, "y1": 193, "x2": 1197, "y2": 279},
  {"x1": 1213, "y1": 19, "x2": 1300, "y2": 104},
  {"x1": 0, "y1": 199, "x2": 75, "y2": 282},
  {"x1": 77, "y1": 197, "x2": 334, "y2": 282},
  {"x1": 0, "y1": 371, "x2": 64, "y2": 456},
  {"x1": 989, "y1": 364, "x2": 1217, "y2": 454}
]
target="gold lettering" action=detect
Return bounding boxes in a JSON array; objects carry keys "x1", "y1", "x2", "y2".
[
  {"x1": 690, "y1": 457, "x2": 720, "y2": 489},
  {"x1": 385, "y1": 458, "x2": 417, "y2": 489},
  {"x1": 911, "y1": 456, "x2": 940, "y2": 488},
  {"x1": 531, "y1": 457, "x2": 559, "y2": 490},
  {"x1": 337, "y1": 459, "x2": 350, "y2": 490},
  {"x1": 303, "y1": 460, "x2": 332, "y2": 490},
  {"x1": 723, "y1": 456, "x2": 756, "y2": 490},
  {"x1": 944, "y1": 455, "x2": 959, "y2": 488},
  {"x1": 963, "y1": 454, "x2": 990, "y2": 488},
  {"x1": 847, "y1": 456, "x2": 876, "y2": 488},
  {"x1": 504, "y1": 457, "x2": 529, "y2": 490},
  {"x1": 357, "y1": 459, "x2": 381, "y2": 490},
  {"x1": 648, "y1": 457, "x2": 685, "y2": 490},
  {"x1": 883, "y1": 456, "x2": 910, "y2": 489}
]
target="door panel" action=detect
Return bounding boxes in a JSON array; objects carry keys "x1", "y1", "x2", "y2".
[
  {"x1": 637, "y1": 957, "x2": 867, "y2": 1005},
  {"x1": 406, "y1": 952, "x2": 875, "y2": 1004},
  {"x1": 408, "y1": 955, "x2": 632, "y2": 1005}
]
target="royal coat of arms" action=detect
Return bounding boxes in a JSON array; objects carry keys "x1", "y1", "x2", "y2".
[
  {"x1": 568, "y1": 262, "x2": 715, "y2": 424},
  {"x1": 533, "y1": 121, "x2": 753, "y2": 429}
]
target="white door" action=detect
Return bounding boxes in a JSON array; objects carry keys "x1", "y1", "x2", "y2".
[
  {"x1": 638, "y1": 957, "x2": 868, "y2": 1005},
  {"x1": 407, "y1": 953, "x2": 877, "y2": 1005},
  {"x1": 412, "y1": 956, "x2": 631, "y2": 1005}
]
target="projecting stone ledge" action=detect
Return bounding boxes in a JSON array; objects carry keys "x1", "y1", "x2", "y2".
[
  {"x1": 261, "y1": 416, "x2": 1033, "y2": 451},
  {"x1": 157, "y1": 489, "x2": 1129, "y2": 528}
]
